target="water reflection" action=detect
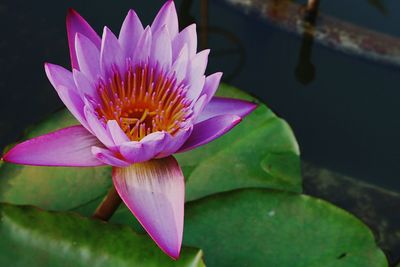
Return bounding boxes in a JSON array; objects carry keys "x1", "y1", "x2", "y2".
[
  {"x1": 295, "y1": 30, "x2": 315, "y2": 85},
  {"x1": 180, "y1": 0, "x2": 245, "y2": 81},
  {"x1": 294, "y1": 0, "x2": 319, "y2": 85},
  {"x1": 223, "y1": 0, "x2": 400, "y2": 68},
  {"x1": 367, "y1": 0, "x2": 388, "y2": 15}
]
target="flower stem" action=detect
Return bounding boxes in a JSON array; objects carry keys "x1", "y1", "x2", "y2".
[{"x1": 92, "y1": 186, "x2": 122, "y2": 221}]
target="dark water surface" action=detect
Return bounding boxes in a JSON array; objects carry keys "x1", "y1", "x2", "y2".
[{"x1": 1, "y1": 0, "x2": 400, "y2": 193}]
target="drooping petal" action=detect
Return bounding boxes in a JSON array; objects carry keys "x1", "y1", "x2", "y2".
[
  {"x1": 150, "y1": 26, "x2": 172, "y2": 70},
  {"x1": 172, "y1": 24, "x2": 197, "y2": 61},
  {"x1": 196, "y1": 97, "x2": 257, "y2": 123},
  {"x1": 107, "y1": 120, "x2": 130, "y2": 145},
  {"x1": 178, "y1": 114, "x2": 241, "y2": 153},
  {"x1": 112, "y1": 156, "x2": 184, "y2": 259},
  {"x1": 119, "y1": 132, "x2": 166, "y2": 163},
  {"x1": 200, "y1": 72, "x2": 223, "y2": 104},
  {"x1": 92, "y1": 146, "x2": 130, "y2": 167},
  {"x1": 132, "y1": 26, "x2": 152, "y2": 65},
  {"x1": 100, "y1": 27, "x2": 124, "y2": 76},
  {"x1": 119, "y1": 9, "x2": 144, "y2": 59},
  {"x1": 66, "y1": 8, "x2": 101, "y2": 69},
  {"x1": 2, "y1": 126, "x2": 104, "y2": 167},
  {"x1": 75, "y1": 33, "x2": 101, "y2": 82},
  {"x1": 44, "y1": 63, "x2": 88, "y2": 129},
  {"x1": 151, "y1": 0, "x2": 179, "y2": 40}
]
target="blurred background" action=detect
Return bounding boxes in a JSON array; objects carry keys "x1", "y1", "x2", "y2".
[{"x1": 0, "y1": 0, "x2": 400, "y2": 263}]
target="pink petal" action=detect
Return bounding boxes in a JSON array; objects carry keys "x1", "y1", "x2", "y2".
[
  {"x1": 92, "y1": 146, "x2": 130, "y2": 167},
  {"x1": 112, "y1": 156, "x2": 184, "y2": 259},
  {"x1": 196, "y1": 97, "x2": 257, "y2": 123},
  {"x1": 2, "y1": 126, "x2": 104, "y2": 167},
  {"x1": 178, "y1": 114, "x2": 241, "y2": 153},
  {"x1": 66, "y1": 9, "x2": 101, "y2": 69},
  {"x1": 119, "y1": 9, "x2": 144, "y2": 60},
  {"x1": 151, "y1": 0, "x2": 179, "y2": 40},
  {"x1": 172, "y1": 24, "x2": 197, "y2": 61},
  {"x1": 83, "y1": 103, "x2": 115, "y2": 148},
  {"x1": 132, "y1": 26, "x2": 152, "y2": 66},
  {"x1": 75, "y1": 33, "x2": 101, "y2": 82},
  {"x1": 100, "y1": 27, "x2": 124, "y2": 77},
  {"x1": 185, "y1": 50, "x2": 210, "y2": 101},
  {"x1": 72, "y1": 69, "x2": 97, "y2": 99},
  {"x1": 150, "y1": 26, "x2": 172, "y2": 70},
  {"x1": 119, "y1": 132, "x2": 167, "y2": 163},
  {"x1": 44, "y1": 63, "x2": 88, "y2": 129},
  {"x1": 171, "y1": 44, "x2": 189, "y2": 83},
  {"x1": 192, "y1": 94, "x2": 208, "y2": 119},
  {"x1": 157, "y1": 127, "x2": 193, "y2": 157},
  {"x1": 106, "y1": 120, "x2": 130, "y2": 145},
  {"x1": 200, "y1": 72, "x2": 223, "y2": 104}
]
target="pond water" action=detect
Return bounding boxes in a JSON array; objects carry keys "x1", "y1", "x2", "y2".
[{"x1": 1, "y1": 0, "x2": 400, "y2": 193}]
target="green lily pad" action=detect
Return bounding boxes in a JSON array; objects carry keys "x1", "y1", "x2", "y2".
[
  {"x1": 183, "y1": 189, "x2": 388, "y2": 267},
  {"x1": 177, "y1": 84, "x2": 301, "y2": 201},
  {"x1": 0, "y1": 203, "x2": 205, "y2": 267},
  {"x1": 0, "y1": 84, "x2": 301, "y2": 213}
]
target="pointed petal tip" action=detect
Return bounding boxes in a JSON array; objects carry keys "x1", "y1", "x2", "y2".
[
  {"x1": 126, "y1": 9, "x2": 137, "y2": 17},
  {"x1": 215, "y1": 71, "x2": 223, "y2": 78},
  {"x1": 67, "y1": 7, "x2": 77, "y2": 16},
  {"x1": 247, "y1": 101, "x2": 258, "y2": 115},
  {"x1": 164, "y1": 245, "x2": 181, "y2": 260}
]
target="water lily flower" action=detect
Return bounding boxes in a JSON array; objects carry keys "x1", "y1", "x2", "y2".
[{"x1": 2, "y1": 0, "x2": 256, "y2": 259}]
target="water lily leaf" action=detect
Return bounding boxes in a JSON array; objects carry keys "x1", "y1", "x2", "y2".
[
  {"x1": 0, "y1": 203, "x2": 205, "y2": 267},
  {"x1": 183, "y1": 189, "x2": 388, "y2": 267},
  {"x1": 177, "y1": 84, "x2": 301, "y2": 201},
  {"x1": 0, "y1": 84, "x2": 301, "y2": 213}
]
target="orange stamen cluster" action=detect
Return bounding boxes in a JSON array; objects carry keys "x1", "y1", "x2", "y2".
[{"x1": 95, "y1": 64, "x2": 191, "y2": 141}]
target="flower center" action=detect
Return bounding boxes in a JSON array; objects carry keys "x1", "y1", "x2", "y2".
[{"x1": 95, "y1": 64, "x2": 191, "y2": 141}]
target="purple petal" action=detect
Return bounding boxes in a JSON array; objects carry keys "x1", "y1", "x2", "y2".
[
  {"x1": 72, "y1": 69, "x2": 97, "y2": 99},
  {"x1": 171, "y1": 45, "x2": 189, "y2": 83},
  {"x1": 187, "y1": 75, "x2": 205, "y2": 103},
  {"x1": 119, "y1": 9, "x2": 144, "y2": 60},
  {"x1": 75, "y1": 33, "x2": 101, "y2": 82},
  {"x1": 200, "y1": 72, "x2": 222, "y2": 104},
  {"x1": 132, "y1": 26, "x2": 152, "y2": 65},
  {"x1": 107, "y1": 120, "x2": 130, "y2": 145},
  {"x1": 172, "y1": 24, "x2": 197, "y2": 61},
  {"x1": 192, "y1": 94, "x2": 208, "y2": 119},
  {"x1": 92, "y1": 146, "x2": 130, "y2": 167},
  {"x1": 112, "y1": 156, "x2": 184, "y2": 259},
  {"x1": 100, "y1": 27, "x2": 124, "y2": 76},
  {"x1": 157, "y1": 127, "x2": 193, "y2": 157},
  {"x1": 151, "y1": 0, "x2": 179, "y2": 40},
  {"x1": 2, "y1": 126, "x2": 104, "y2": 167},
  {"x1": 119, "y1": 132, "x2": 166, "y2": 163},
  {"x1": 178, "y1": 114, "x2": 241, "y2": 153},
  {"x1": 66, "y1": 9, "x2": 101, "y2": 69},
  {"x1": 150, "y1": 26, "x2": 172, "y2": 70},
  {"x1": 196, "y1": 97, "x2": 257, "y2": 123},
  {"x1": 44, "y1": 63, "x2": 88, "y2": 129},
  {"x1": 84, "y1": 103, "x2": 115, "y2": 148},
  {"x1": 185, "y1": 49, "x2": 210, "y2": 101}
]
